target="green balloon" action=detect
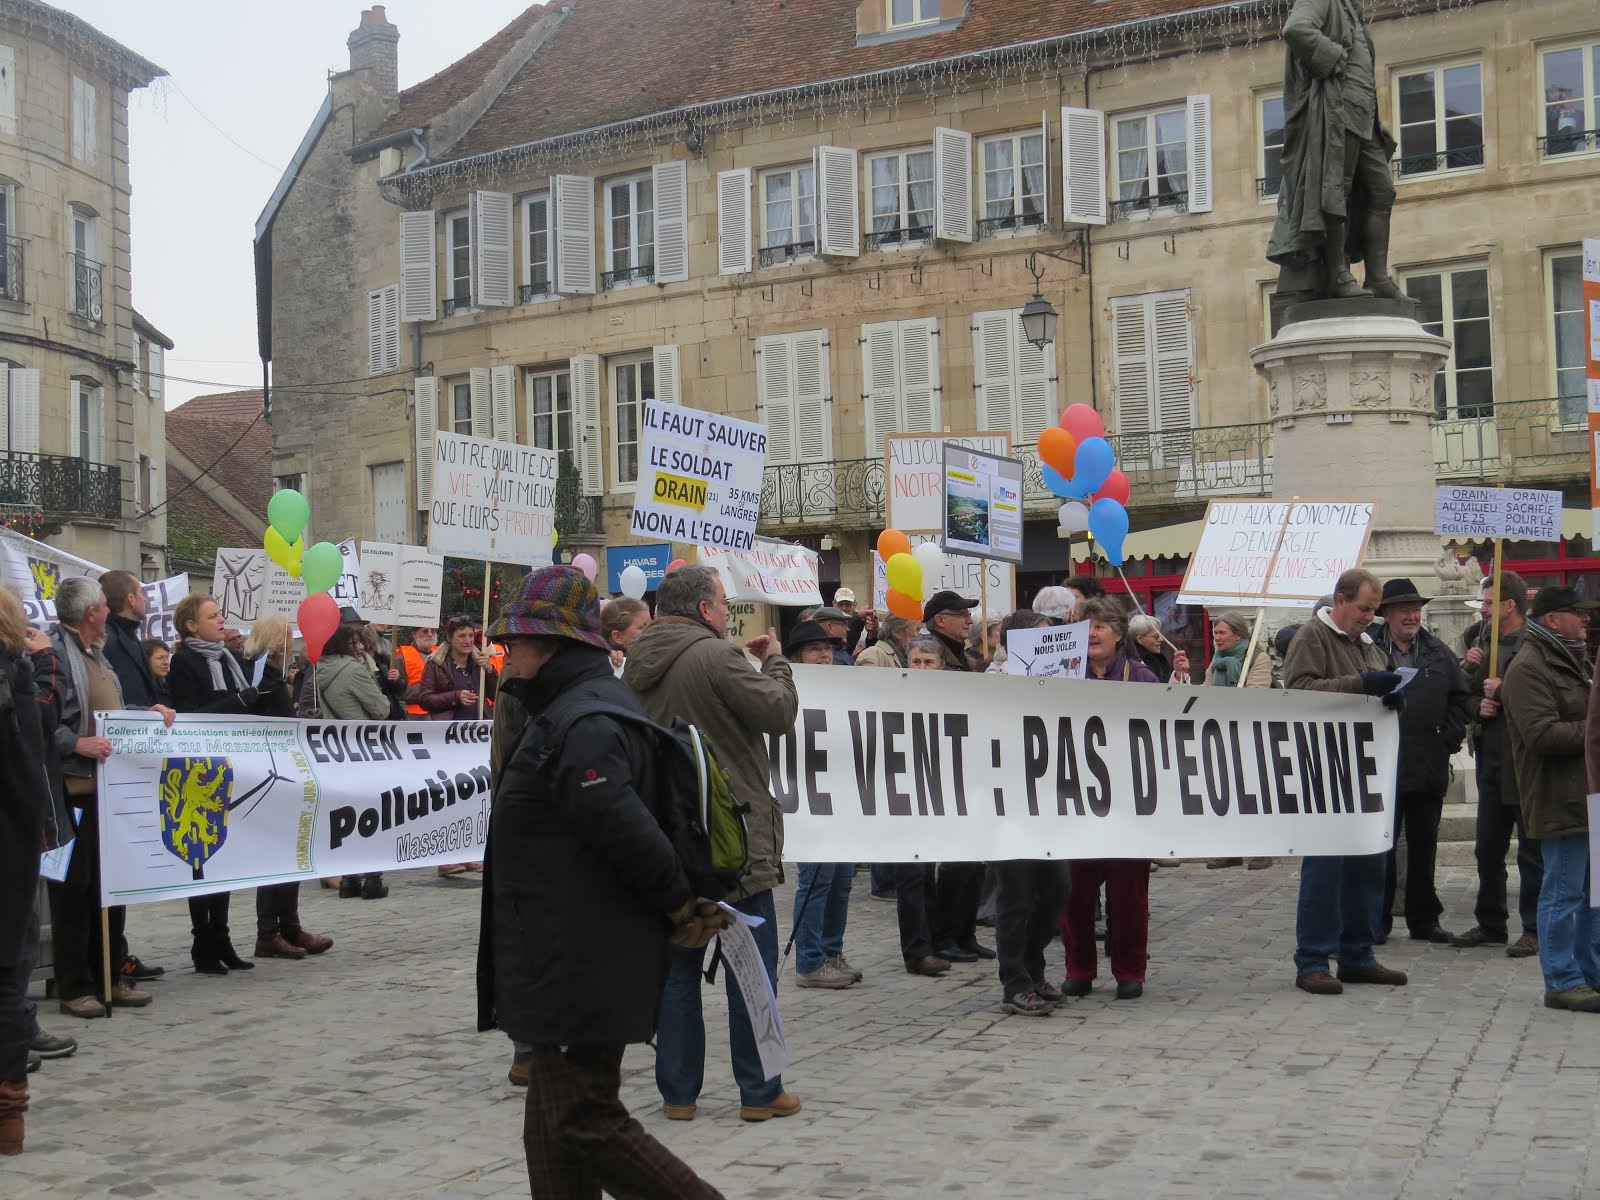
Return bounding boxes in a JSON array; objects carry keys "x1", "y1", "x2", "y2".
[
  {"x1": 268, "y1": 489, "x2": 310, "y2": 542},
  {"x1": 301, "y1": 541, "x2": 343, "y2": 595}
]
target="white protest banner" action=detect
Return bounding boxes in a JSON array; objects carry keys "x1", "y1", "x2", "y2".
[
  {"x1": 886, "y1": 433, "x2": 1010, "y2": 533},
  {"x1": 699, "y1": 537, "x2": 822, "y2": 606},
  {"x1": 358, "y1": 542, "x2": 446, "y2": 626},
  {"x1": 1, "y1": 527, "x2": 188, "y2": 631},
  {"x1": 942, "y1": 443, "x2": 1025, "y2": 564},
  {"x1": 1004, "y1": 622, "x2": 1088, "y2": 679},
  {"x1": 213, "y1": 548, "x2": 302, "y2": 625},
  {"x1": 631, "y1": 400, "x2": 766, "y2": 552},
  {"x1": 136, "y1": 574, "x2": 191, "y2": 643},
  {"x1": 331, "y1": 539, "x2": 362, "y2": 607},
  {"x1": 1179, "y1": 499, "x2": 1376, "y2": 608},
  {"x1": 773, "y1": 664, "x2": 1398, "y2": 862},
  {"x1": 872, "y1": 541, "x2": 1015, "y2": 615},
  {"x1": 429, "y1": 430, "x2": 557, "y2": 566},
  {"x1": 96, "y1": 712, "x2": 493, "y2": 905},
  {"x1": 1434, "y1": 485, "x2": 1562, "y2": 542}
]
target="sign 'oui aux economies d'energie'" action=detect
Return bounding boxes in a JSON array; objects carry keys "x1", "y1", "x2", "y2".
[{"x1": 1179, "y1": 500, "x2": 1377, "y2": 608}]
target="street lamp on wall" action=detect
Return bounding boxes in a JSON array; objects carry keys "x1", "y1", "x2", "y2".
[{"x1": 1018, "y1": 240, "x2": 1086, "y2": 351}]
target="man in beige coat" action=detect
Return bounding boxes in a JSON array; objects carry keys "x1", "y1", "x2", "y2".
[{"x1": 624, "y1": 565, "x2": 801, "y2": 1122}]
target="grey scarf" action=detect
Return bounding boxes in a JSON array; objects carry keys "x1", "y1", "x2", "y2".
[
  {"x1": 183, "y1": 637, "x2": 249, "y2": 693},
  {"x1": 1525, "y1": 620, "x2": 1593, "y2": 685}
]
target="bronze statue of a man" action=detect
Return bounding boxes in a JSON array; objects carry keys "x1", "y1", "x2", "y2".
[{"x1": 1267, "y1": 0, "x2": 1400, "y2": 302}]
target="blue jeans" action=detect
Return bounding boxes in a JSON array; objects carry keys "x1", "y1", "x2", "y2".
[
  {"x1": 1294, "y1": 853, "x2": 1385, "y2": 975},
  {"x1": 1536, "y1": 834, "x2": 1600, "y2": 993},
  {"x1": 792, "y1": 863, "x2": 854, "y2": 974},
  {"x1": 656, "y1": 889, "x2": 782, "y2": 1108}
]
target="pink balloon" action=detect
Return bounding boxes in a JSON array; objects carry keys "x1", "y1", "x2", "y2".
[
  {"x1": 1059, "y1": 403, "x2": 1105, "y2": 445},
  {"x1": 571, "y1": 553, "x2": 599, "y2": 582},
  {"x1": 297, "y1": 593, "x2": 341, "y2": 665},
  {"x1": 667, "y1": 558, "x2": 688, "y2": 573}
]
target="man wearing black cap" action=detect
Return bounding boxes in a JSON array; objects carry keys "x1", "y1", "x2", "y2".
[
  {"x1": 1501, "y1": 585, "x2": 1600, "y2": 1011},
  {"x1": 923, "y1": 589, "x2": 979, "y2": 671},
  {"x1": 1370, "y1": 579, "x2": 1470, "y2": 944}
]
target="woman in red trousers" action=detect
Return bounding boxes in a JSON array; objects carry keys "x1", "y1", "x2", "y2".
[{"x1": 1061, "y1": 598, "x2": 1160, "y2": 1000}]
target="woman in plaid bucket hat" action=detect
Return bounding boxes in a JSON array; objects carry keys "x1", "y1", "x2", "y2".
[{"x1": 478, "y1": 565, "x2": 729, "y2": 1199}]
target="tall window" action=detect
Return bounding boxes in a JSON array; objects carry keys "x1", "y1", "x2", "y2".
[
  {"x1": 70, "y1": 206, "x2": 100, "y2": 321},
  {"x1": 888, "y1": 0, "x2": 938, "y2": 28},
  {"x1": 1114, "y1": 107, "x2": 1188, "y2": 214},
  {"x1": 1541, "y1": 41, "x2": 1600, "y2": 156},
  {"x1": 1548, "y1": 251, "x2": 1586, "y2": 425},
  {"x1": 71, "y1": 378, "x2": 102, "y2": 461},
  {"x1": 605, "y1": 173, "x2": 654, "y2": 282},
  {"x1": 866, "y1": 147, "x2": 933, "y2": 247},
  {"x1": 0, "y1": 183, "x2": 12, "y2": 298},
  {"x1": 1260, "y1": 94, "x2": 1285, "y2": 198},
  {"x1": 527, "y1": 369, "x2": 573, "y2": 453},
  {"x1": 522, "y1": 192, "x2": 551, "y2": 299},
  {"x1": 450, "y1": 378, "x2": 473, "y2": 435},
  {"x1": 445, "y1": 209, "x2": 471, "y2": 310},
  {"x1": 979, "y1": 130, "x2": 1045, "y2": 236},
  {"x1": 611, "y1": 356, "x2": 656, "y2": 487},
  {"x1": 760, "y1": 164, "x2": 816, "y2": 257},
  {"x1": 1402, "y1": 265, "x2": 1493, "y2": 418},
  {"x1": 1395, "y1": 62, "x2": 1484, "y2": 176}
]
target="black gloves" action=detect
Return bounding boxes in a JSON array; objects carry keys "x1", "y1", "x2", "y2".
[
  {"x1": 1360, "y1": 671, "x2": 1401, "y2": 697},
  {"x1": 238, "y1": 685, "x2": 260, "y2": 707},
  {"x1": 1381, "y1": 691, "x2": 1405, "y2": 712}
]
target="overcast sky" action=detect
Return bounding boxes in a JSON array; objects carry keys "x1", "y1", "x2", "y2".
[{"x1": 59, "y1": 0, "x2": 534, "y2": 407}]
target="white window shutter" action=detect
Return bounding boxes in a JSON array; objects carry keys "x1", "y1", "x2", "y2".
[
  {"x1": 1111, "y1": 295, "x2": 1153, "y2": 438},
  {"x1": 653, "y1": 161, "x2": 689, "y2": 284},
  {"x1": 382, "y1": 286, "x2": 399, "y2": 373},
  {"x1": 900, "y1": 317, "x2": 940, "y2": 435},
  {"x1": 131, "y1": 334, "x2": 143, "y2": 393},
  {"x1": 1153, "y1": 290, "x2": 1197, "y2": 431},
  {"x1": 862, "y1": 321, "x2": 900, "y2": 456},
  {"x1": 793, "y1": 329, "x2": 831, "y2": 464},
  {"x1": 1017, "y1": 316, "x2": 1057, "y2": 444},
  {"x1": 148, "y1": 345, "x2": 163, "y2": 402},
  {"x1": 717, "y1": 167, "x2": 752, "y2": 276},
  {"x1": 413, "y1": 376, "x2": 438, "y2": 508},
  {"x1": 69, "y1": 379, "x2": 81, "y2": 458},
  {"x1": 554, "y1": 174, "x2": 596, "y2": 295},
  {"x1": 472, "y1": 191, "x2": 514, "y2": 307},
  {"x1": 0, "y1": 369, "x2": 7, "y2": 450},
  {"x1": 8, "y1": 368, "x2": 38, "y2": 454},
  {"x1": 1040, "y1": 109, "x2": 1051, "y2": 222},
  {"x1": 571, "y1": 353, "x2": 603, "y2": 496},
  {"x1": 368, "y1": 289, "x2": 386, "y2": 375},
  {"x1": 469, "y1": 367, "x2": 491, "y2": 438},
  {"x1": 933, "y1": 127, "x2": 974, "y2": 243},
  {"x1": 1062, "y1": 106, "x2": 1108, "y2": 226},
  {"x1": 399, "y1": 210, "x2": 438, "y2": 321},
  {"x1": 816, "y1": 146, "x2": 860, "y2": 258},
  {"x1": 757, "y1": 335, "x2": 795, "y2": 466},
  {"x1": 652, "y1": 344, "x2": 682, "y2": 405},
  {"x1": 0, "y1": 46, "x2": 15, "y2": 136},
  {"x1": 490, "y1": 365, "x2": 515, "y2": 441},
  {"x1": 1186, "y1": 94, "x2": 1214, "y2": 214},
  {"x1": 973, "y1": 310, "x2": 1016, "y2": 435},
  {"x1": 93, "y1": 385, "x2": 105, "y2": 464},
  {"x1": 81, "y1": 79, "x2": 98, "y2": 165}
]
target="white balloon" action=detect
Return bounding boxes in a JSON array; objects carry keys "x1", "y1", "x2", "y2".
[
  {"x1": 1058, "y1": 501, "x2": 1090, "y2": 534},
  {"x1": 912, "y1": 541, "x2": 945, "y2": 593},
  {"x1": 619, "y1": 564, "x2": 649, "y2": 599}
]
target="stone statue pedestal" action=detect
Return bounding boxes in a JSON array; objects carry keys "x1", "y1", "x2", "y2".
[{"x1": 1250, "y1": 313, "x2": 1451, "y2": 598}]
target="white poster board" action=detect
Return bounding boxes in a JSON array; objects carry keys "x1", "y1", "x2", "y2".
[
  {"x1": 429, "y1": 431, "x2": 557, "y2": 566},
  {"x1": 0, "y1": 527, "x2": 188, "y2": 631},
  {"x1": 331, "y1": 539, "x2": 362, "y2": 607},
  {"x1": 1004, "y1": 622, "x2": 1089, "y2": 679},
  {"x1": 941, "y1": 443, "x2": 1024, "y2": 564},
  {"x1": 1434, "y1": 485, "x2": 1562, "y2": 541},
  {"x1": 699, "y1": 538, "x2": 822, "y2": 606},
  {"x1": 358, "y1": 542, "x2": 446, "y2": 626},
  {"x1": 212, "y1": 548, "x2": 303, "y2": 624},
  {"x1": 885, "y1": 433, "x2": 1010, "y2": 533},
  {"x1": 1178, "y1": 500, "x2": 1377, "y2": 608},
  {"x1": 631, "y1": 400, "x2": 766, "y2": 552}
]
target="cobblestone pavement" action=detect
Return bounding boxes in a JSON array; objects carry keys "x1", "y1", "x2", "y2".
[{"x1": 12, "y1": 860, "x2": 1600, "y2": 1200}]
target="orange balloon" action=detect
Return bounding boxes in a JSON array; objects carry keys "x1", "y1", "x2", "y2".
[
  {"x1": 886, "y1": 588, "x2": 923, "y2": 621},
  {"x1": 877, "y1": 529, "x2": 912, "y2": 562},
  {"x1": 1036, "y1": 426, "x2": 1078, "y2": 476}
]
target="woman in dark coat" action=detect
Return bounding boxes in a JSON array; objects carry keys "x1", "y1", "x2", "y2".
[{"x1": 417, "y1": 614, "x2": 497, "y2": 720}]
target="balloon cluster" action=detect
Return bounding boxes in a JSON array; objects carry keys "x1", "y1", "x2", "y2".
[
  {"x1": 877, "y1": 530, "x2": 945, "y2": 621},
  {"x1": 264, "y1": 488, "x2": 344, "y2": 663},
  {"x1": 1035, "y1": 404, "x2": 1130, "y2": 567}
]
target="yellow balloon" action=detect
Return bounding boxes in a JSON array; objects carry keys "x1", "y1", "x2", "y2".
[
  {"x1": 264, "y1": 526, "x2": 292, "y2": 567},
  {"x1": 285, "y1": 537, "x2": 304, "y2": 579},
  {"x1": 885, "y1": 552, "x2": 922, "y2": 598}
]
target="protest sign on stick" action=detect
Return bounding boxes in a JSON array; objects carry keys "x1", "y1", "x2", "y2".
[
  {"x1": 631, "y1": 401, "x2": 766, "y2": 552},
  {"x1": 885, "y1": 433, "x2": 1009, "y2": 533},
  {"x1": 940, "y1": 443, "x2": 1025, "y2": 564},
  {"x1": 1178, "y1": 499, "x2": 1377, "y2": 609},
  {"x1": 1004, "y1": 622, "x2": 1088, "y2": 678}
]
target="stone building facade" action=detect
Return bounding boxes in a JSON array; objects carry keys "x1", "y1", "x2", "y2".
[
  {"x1": 260, "y1": 0, "x2": 1600, "y2": 651},
  {"x1": 0, "y1": 0, "x2": 169, "y2": 573}
]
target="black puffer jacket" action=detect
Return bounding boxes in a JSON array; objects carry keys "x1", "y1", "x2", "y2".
[
  {"x1": 477, "y1": 646, "x2": 692, "y2": 1046},
  {"x1": 1371, "y1": 625, "x2": 1471, "y2": 796},
  {"x1": 0, "y1": 653, "x2": 49, "y2": 965}
]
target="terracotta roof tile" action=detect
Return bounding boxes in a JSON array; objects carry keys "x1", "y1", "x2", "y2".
[
  {"x1": 166, "y1": 463, "x2": 255, "y2": 574},
  {"x1": 165, "y1": 391, "x2": 272, "y2": 524},
  {"x1": 169, "y1": 390, "x2": 264, "y2": 424}
]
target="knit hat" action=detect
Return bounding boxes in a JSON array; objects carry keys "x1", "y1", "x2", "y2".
[{"x1": 487, "y1": 565, "x2": 608, "y2": 651}]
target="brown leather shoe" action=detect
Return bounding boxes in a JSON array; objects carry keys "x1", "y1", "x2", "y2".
[
  {"x1": 1337, "y1": 962, "x2": 1408, "y2": 986},
  {"x1": 254, "y1": 933, "x2": 308, "y2": 960},
  {"x1": 740, "y1": 1091, "x2": 801, "y2": 1122},
  {"x1": 904, "y1": 955, "x2": 951, "y2": 976},
  {"x1": 1506, "y1": 932, "x2": 1539, "y2": 959},
  {"x1": 1294, "y1": 970, "x2": 1343, "y2": 995},
  {"x1": 662, "y1": 1103, "x2": 695, "y2": 1121},
  {"x1": 288, "y1": 929, "x2": 333, "y2": 955}
]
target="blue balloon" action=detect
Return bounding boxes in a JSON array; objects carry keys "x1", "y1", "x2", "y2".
[
  {"x1": 1071, "y1": 437, "x2": 1115, "y2": 496},
  {"x1": 1088, "y1": 498, "x2": 1130, "y2": 567},
  {"x1": 1041, "y1": 464, "x2": 1077, "y2": 499}
]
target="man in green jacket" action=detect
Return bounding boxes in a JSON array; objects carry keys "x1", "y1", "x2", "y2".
[{"x1": 624, "y1": 565, "x2": 801, "y2": 1123}]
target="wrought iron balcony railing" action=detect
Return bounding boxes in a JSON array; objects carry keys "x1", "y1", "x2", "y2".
[
  {"x1": 1394, "y1": 145, "x2": 1484, "y2": 177},
  {"x1": 1109, "y1": 191, "x2": 1189, "y2": 222},
  {"x1": 1538, "y1": 129, "x2": 1600, "y2": 157},
  {"x1": 602, "y1": 263, "x2": 654, "y2": 289},
  {"x1": 71, "y1": 253, "x2": 102, "y2": 322},
  {"x1": 443, "y1": 294, "x2": 472, "y2": 315},
  {"x1": 518, "y1": 279, "x2": 552, "y2": 303},
  {"x1": 1256, "y1": 176, "x2": 1282, "y2": 200},
  {"x1": 0, "y1": 452, "x2": 121, "y2": 519},
  {"x1": 1, "y1": 236, "x2": 22, "y2": 302},
  {"x1": 1431, "y1": 396, "x2": 1589, "y2": 485},
  {"x1": 758, "y1": 240, "x2": 816, "y2": 267},
  {"x1": 864, "y1": 224, "x2": 932, "y2": 251},
  {"x1": 978, "y1": 211, "x2": 1046, "y2": 239}
]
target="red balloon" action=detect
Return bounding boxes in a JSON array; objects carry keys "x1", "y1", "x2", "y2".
[
  {"x1": 297, "y1": 593, "x2": 341, "y2": 664},
  {"x1": 1094, "y1": 468, "x2": 1131, "y2": 507},
  {"x1": 1059, "y1": 403, "x2": 1105, "y2": 445},
  {"x1": 667, "y1": 558, "x2": 687, "y2": 573}
]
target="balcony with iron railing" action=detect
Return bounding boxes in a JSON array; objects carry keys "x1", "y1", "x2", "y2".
[
  {"x1": 518, "y1": 278, "x2": 553, "y2": 303},
  {"x1": 1538, "y1": 128, "x2": 1600, "y2": 158},
  {"x1": 1255, "y1": 176, "x2": 1282, "y2": 200},
  {"x1": 1393, "y1": 144, "x2": 1484, "y2": 177},
  {"x1": 1, "y1": 236, "x2": 22, "y2": 302},
  {"x1": 602, "y1": 263, "x2": 654, "y2": 290},
  {"x1": 978, "y1": 211, "x2": 1045, "y2": 239},
  {"x1": 70, "y1": 253, "x2": 102, "y2": 322},
  {"x1": 0, "y1": 453, "x2": 121, "y2": 520},
  {"x1": 443, "y1": 294, "x2": 473, "y2": 316},
  {"x1": 758, "y1": 240, "x2": 816, "y2": 267},
  {"x1": 864, "y1": 224, "x2": 931, "y2": 252},
  {"x1": 1109, "y1": 191, "x2": 1189, "y2": 222}
]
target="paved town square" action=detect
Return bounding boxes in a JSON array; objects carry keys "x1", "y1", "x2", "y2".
[{"x1": 12, "y1": 859, "x2": 1600, "y2": 1200}]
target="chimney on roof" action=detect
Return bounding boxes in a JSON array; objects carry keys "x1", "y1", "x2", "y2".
[{"x1": 348, "y1": 6, "x2": 400, "y2": 102}]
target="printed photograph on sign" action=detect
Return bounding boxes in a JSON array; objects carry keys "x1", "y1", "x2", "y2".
[
  {"x1": 630, "y1": 400, "x2": 768, "y2": 552},
  {"x1": 885, "y1": 433, "x2": 1009, "y2": 532},
  {"x1": 941, "y1": 443, "x2": 1024, "y2": 564}
]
